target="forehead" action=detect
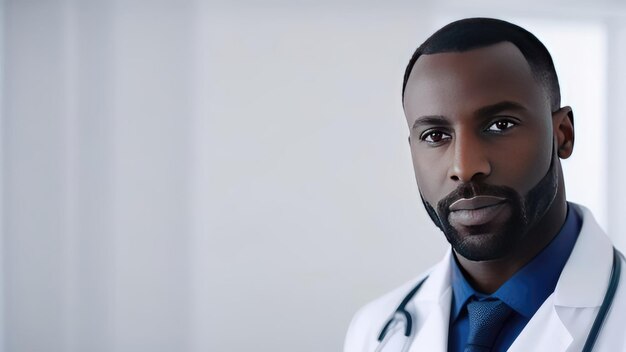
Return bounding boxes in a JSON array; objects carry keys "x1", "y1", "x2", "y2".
[{"x1": 403, "y1": 42, "x2": 550, "y2": 120}]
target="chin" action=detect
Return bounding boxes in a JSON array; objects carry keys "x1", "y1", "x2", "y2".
[{"x1": 448, "y1": 228, "x2": 521, "y2": 262}]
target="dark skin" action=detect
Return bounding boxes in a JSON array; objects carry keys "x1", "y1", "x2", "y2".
[{"x1": 403, "y1": 42, "x2": 575, "y2": 293}]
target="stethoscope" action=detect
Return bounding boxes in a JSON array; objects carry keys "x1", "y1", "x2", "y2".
[{"x1": 376, "y1": 247, "x2": 624, "y2": 352}]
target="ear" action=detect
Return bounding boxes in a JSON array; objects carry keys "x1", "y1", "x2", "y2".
[{"x1": 553, "y1": 106, "x2": 574, "y2": 159}]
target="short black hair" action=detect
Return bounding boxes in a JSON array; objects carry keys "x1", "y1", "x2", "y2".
[{"x1": 402, "y1": 18, "x2": 561, "y2": 112}]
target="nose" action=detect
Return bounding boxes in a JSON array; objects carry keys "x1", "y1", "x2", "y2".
[{"x1": 448, "y1": 132, "x2": 491, "y2": 183}]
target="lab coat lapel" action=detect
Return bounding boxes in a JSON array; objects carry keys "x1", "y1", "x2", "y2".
[
  {"x1": 509, "y1": 204, "x2": 613, "y2": 352},
  {"x1": 553, "y1": 204, "x2": 613, "y2": 309},
  {"x1": 506, "y1": 295, "x2": 573, "y2": 352},
  {"x1": 407, "y1": 251, "x2": 453, "y2": 352}
]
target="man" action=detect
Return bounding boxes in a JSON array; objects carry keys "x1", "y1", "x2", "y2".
[{"x1": 344, "y1": 18, "x2": 626, "y2": 352}]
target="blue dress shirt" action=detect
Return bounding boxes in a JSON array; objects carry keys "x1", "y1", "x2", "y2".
[{"x1": 447, "y1": 204, "x2": 582, "y2": 352}]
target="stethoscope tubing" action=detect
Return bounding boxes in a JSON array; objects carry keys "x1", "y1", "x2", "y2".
[{"x1": 581, "y1": 248, "x2": 623, "y2": 352}]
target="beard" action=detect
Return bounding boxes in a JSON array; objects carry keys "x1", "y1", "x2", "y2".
[{"x1": 421, "y1": 151, "x2": 559, "y2": 261}]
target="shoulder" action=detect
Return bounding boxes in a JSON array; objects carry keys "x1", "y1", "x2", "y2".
[{"x1": 343, "y1": 271, "x2": 431, "y2": 352}]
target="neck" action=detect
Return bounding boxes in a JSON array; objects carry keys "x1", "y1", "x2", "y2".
[{"x1": 454, "y1": 178, "x2": 568, "y2": 294}]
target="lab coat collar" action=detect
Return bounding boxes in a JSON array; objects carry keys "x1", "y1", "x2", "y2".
[
  {"x1": 508, "y1": 203, "x2": 613, "y2": 352},
  {"x1": 553, "y1": 203, "x2": 613, "y2": 308},
  {"x1": 413, "y1": 250, "x2": 453, "y2": 304},
  {"x1": 406, "y1": 250, "x2": 453, "y2": 352}
]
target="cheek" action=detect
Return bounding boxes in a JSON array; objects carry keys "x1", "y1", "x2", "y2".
[
  {"x1": 410, "y1": 145, "x2": 450, "y2": 201},
  {"x1": 490, "y1": 132, "x2": 553, "y2": 193}
]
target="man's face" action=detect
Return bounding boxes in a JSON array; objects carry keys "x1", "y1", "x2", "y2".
[{"x1": 403, "y1": 42, "x2": 558, "y2": 261}]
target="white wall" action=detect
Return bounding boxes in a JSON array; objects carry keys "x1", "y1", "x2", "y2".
[
  {"x1": 2, "y1": 1, "x2": 626, "y2": 351},
  {"x1": 4, "y1": 1, "x2": 194, "y2": 351},
  {"x1": 196, "y1": 7, "x2": 444, "y2": 351}
]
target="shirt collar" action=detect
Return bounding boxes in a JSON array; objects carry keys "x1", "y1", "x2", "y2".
[{"x1": 449, "y1": 203, "x2": 582, "y2": 321}]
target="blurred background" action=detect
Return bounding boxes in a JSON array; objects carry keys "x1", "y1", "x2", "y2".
[{"x1": 2, "y1": 0, "x2": 626, "y2": 351}]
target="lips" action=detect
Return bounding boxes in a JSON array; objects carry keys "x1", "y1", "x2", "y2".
[
  {"x1": 449, "y1": 195, "x2": 507, "y2": 211},
  {"x1": 448, "y1": 195, "x2": 509, "y2": 227}
]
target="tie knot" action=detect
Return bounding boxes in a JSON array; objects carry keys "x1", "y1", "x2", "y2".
[{"x1": 465, "y1": 299, "x2": 512, "y2": 352}]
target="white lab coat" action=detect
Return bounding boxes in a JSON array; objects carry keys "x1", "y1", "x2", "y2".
[{"x1": 344, "y1": 204, "x2": 626, "y2": 351}]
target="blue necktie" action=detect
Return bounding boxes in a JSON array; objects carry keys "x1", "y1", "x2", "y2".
[{"x1": 464, "y1": 299, "x2": 512, "y2": 352}]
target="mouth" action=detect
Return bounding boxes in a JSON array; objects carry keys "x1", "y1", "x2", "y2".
[
  {"x1": 449, "y1": 195, "x2": 507, "y2": 211},
  {"x1": 448, "y1": 196, "x2": 509, "y2": 227}
]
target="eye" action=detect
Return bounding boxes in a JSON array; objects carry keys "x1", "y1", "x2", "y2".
[
  {"x1": 420, "y1": 130, "x2": 451, "y2": 145},
  {"x1": 486, "y1": 119, "x2": 517, "y2": 132}
]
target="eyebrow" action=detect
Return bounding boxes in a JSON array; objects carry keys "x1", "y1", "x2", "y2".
[
  {"x1": 474, "y1": 101, "x2": 528, "y2": 117},
  {"x1": 411, "y1": 115, "x2": 450, "y2": 130},
  {"x1": 411, "y1": 101, "x2": 528, "y2": 130}
]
